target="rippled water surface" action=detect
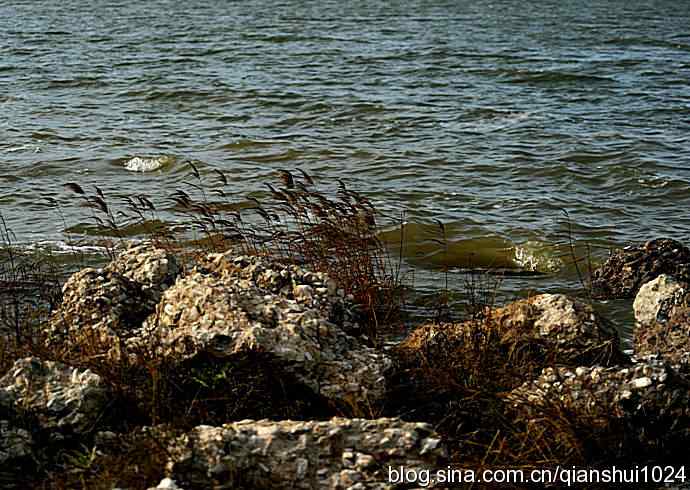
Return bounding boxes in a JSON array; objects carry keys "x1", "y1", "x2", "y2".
[{"x1": 2, "y1": 0, "x2": 690, "y2": 327}]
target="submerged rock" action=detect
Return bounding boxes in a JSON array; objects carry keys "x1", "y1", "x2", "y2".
[
  {"x1": 633, "y1": 274, "x2": 689, "y2": 326},
  {"x1": 166, "y1": 417, "x2": 446, "y2": 489},
  {"x1": 133, "y1": 253, "x2": 389, "y2": 413},
  {"x1": 0, "y1": 357, "x2": 108, "y2": 438},
  {"x1": 506, "y1": 358, "x2": 690, "y2": 458},
  {"x1": 591, "y1": 238, "x2": 690, "y2": 299}
]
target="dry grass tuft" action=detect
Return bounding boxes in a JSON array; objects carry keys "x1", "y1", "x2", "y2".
[
  {"x1": 0, "y1": 215, "x2": 63, "y2": 346},
  {"x1": 388, "y1": 295, "x2": 628, "y2": 472},
  {"x1": 41, "y1": 427, "x2": 176, "y2": 490},
  {"x1": 60, "y1": 165, "x2": 404, "y2": 338}
]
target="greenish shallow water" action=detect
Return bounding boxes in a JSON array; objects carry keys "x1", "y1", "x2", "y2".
[{"x1": 1, "y1": 0, "x2": 689, "y2": 334}]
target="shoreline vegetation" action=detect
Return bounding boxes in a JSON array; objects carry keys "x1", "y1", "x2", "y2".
[{"x1": 2, "y1": 166, "x2": 690, "y2": 488}]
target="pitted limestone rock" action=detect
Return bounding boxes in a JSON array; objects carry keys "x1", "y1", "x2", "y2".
[
  {"x1": 633, "y1": 275, "x2": 689, "y2": 327},
  {"x1": 400, "y1": 293, "x2": 624, "y2": 373},
  {"x1": 166, "y1": 418, "x2": 447, "y2": 489},
  {"x1": 134, "y1": 253, "x2": 389, "y2": 410},
  {"x1": 0, "y1": 357, "x2": 107, "y2": 437},
  {"x1": 591, "y1": 238, "x2": 690, "y2": 299},
  {"x1": 507, "y1": 357, "x2": 690, "y2": 453},
  {"x1": 46, "y1": 268, "x2": 150, "y2": 355},
  {"x1": 0, "y1": 419, "x2": 33, "y2": 471},
  {"x1": 46, "y1": 244, "x2": 180, "y2": 359},
  {"x1": 527, "y1": 294, "x2": 621, "y2": 360},
  {"x1": 201, "y1": 253, "x2": 357, "y2": 333},
  {"x1": 105, "y1": 243, "x2": 181, "y2": 303},
  {"x1": 635, "y1": 306, "x2": 690, "y2": 367}
]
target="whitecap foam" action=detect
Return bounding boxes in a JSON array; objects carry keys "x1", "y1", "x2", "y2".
[
  {"x1": 513, "y1": 242, "x2": 563, "y2": 273},
  {"x1": 21, "y1": 240, "x2": 109, "y2": 255},
  {"x1": 124, "y1": 155, "x2": 173, "y2": 172}
]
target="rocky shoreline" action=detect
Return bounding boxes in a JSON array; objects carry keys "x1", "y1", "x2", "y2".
[{"x1": 3, "y1": 238, "x2": 690, "y2": 488}]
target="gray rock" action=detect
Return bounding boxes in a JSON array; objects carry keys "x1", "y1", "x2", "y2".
[
  {"x1": 634, "y1": 306, "x2": 690, "y2": 366},
  {"x1": 528, "y1": 294, "x2": 622, "y2": 361},
  {"x1": 400, "y1": 293, "x2": 625, "y2": 374},
  {"x1": 0, "y1": 357, "x2": 108, "y2": 437},
  {"x1": 45, "y1": 247, "x2": 385, "y2": 415},
  {"x1": 0, "y1": 419, "x2": 33, "y2": 471},
  {"x1": 506, "y1": 357, "x2": 690, "y2": 455},
  {"x1": 45, "y1": 268, "x2": 148, "y2": 359},
  {"x1": 46, "y1": 244, "x2": 180, "y2": 360},
  {"x1": 633, "y1": 276, "x2": 690, "y2": 367},
  {"x1": 105, "y1": 243, "x2": 181, "y2": 303},
  {"x1": 166, "y1": 417, "x2": 447, "y2": 489},
  {"x1": 133, "y1": 253, "x2": 389, "y2": 412},
  {"x1": 591, "y1": 238, "x2": 690, "y2": 299},
  {"x1": 633, "y1": 275, "x2": 689, "y2": 326}
]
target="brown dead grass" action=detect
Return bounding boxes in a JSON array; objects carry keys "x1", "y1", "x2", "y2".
[{"x1": 388, "y1": 296, "x2": 631, "y2": 472}]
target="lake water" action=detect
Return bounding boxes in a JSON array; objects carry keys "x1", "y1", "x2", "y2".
[{"x1": 2, "y1": 0, "x2": 690, "y2": 331}]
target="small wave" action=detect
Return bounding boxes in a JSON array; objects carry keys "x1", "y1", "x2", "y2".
[
  {"x1": 123, "y1": 155, "x2": 174, "y2": 172},
  {"x1": 505, "y1": 71, "x2": 613, "y2": 86},
  {"x1": 144, "y1": 89, "x2": 212, "y2": 101},
  {"x1": 513, "y1": 241, "x2": 564, "y2": 273},
  {"x1": 379, "y1": 223, "x2": 563, "y2": 274},
  {"x1": 22, "y1": 240, "x2": 108, "y2": 256},
  {"x1": 637, "y1": 176, "x2": 670, "y2": 189},
  {"x1": 603, "y1": 36, "x2": 690, "y2": 52},
  {"x1": 45, "y1": 78, "x2": 105, "y2": 89},
  {"x1": 5, "y1": 145, "x2": 38, "y2": 154},
  {"x1": 560, "y1": 151, "x2": 628, "y2": 165},
  {"x1": 242, "y1": 149, "x2": 302, "y2": 163},
  {"x1": 64, "y1": 219, "x2": 169, "y2": 238},
  {"x1": 219, "y1": 139, "x2": 290, "y2": 151}
]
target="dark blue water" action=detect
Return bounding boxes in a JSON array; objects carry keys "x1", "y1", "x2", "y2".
[{"x1": 2, "y1": 0, "x2": 690, "y2": 328}]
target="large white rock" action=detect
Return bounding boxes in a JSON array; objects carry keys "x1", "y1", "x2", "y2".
[
  {"x1": 133, "y1": 253, "x2": 390, "y2": 412},
  {"x1": 633, "y1": 274, "x2": 688, "y2": 326}
]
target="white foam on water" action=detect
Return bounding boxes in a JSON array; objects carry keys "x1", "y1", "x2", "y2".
[
  {"x1": 22, "y1": 240, "x2": 108, "y2": 255},
  {"x1": 513, "y1": 241, "x2": 563, "y2": 273},
  {"x1": 124, "y1": 156, "x2": 172, "y2": 172}
]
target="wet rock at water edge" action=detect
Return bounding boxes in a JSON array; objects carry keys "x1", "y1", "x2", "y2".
[
  {"x1": 397, "y1": 293, "x2": 625, "y2": 379},
  {"x1": 165, "y1": 417, "x2": 447, "y2": 489},
  {"x1": 0, "y1": 357, "x2": 108, "y2": 438},
  {"x1": 591, "y1": 238, "x2": 690, "y2": 299},
  {"x1": 388, "y1": 294, "x2": 626, "y2": 430},
  {"x1": 632, "y1": 275, "x2": 690, "y2": 367}
]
